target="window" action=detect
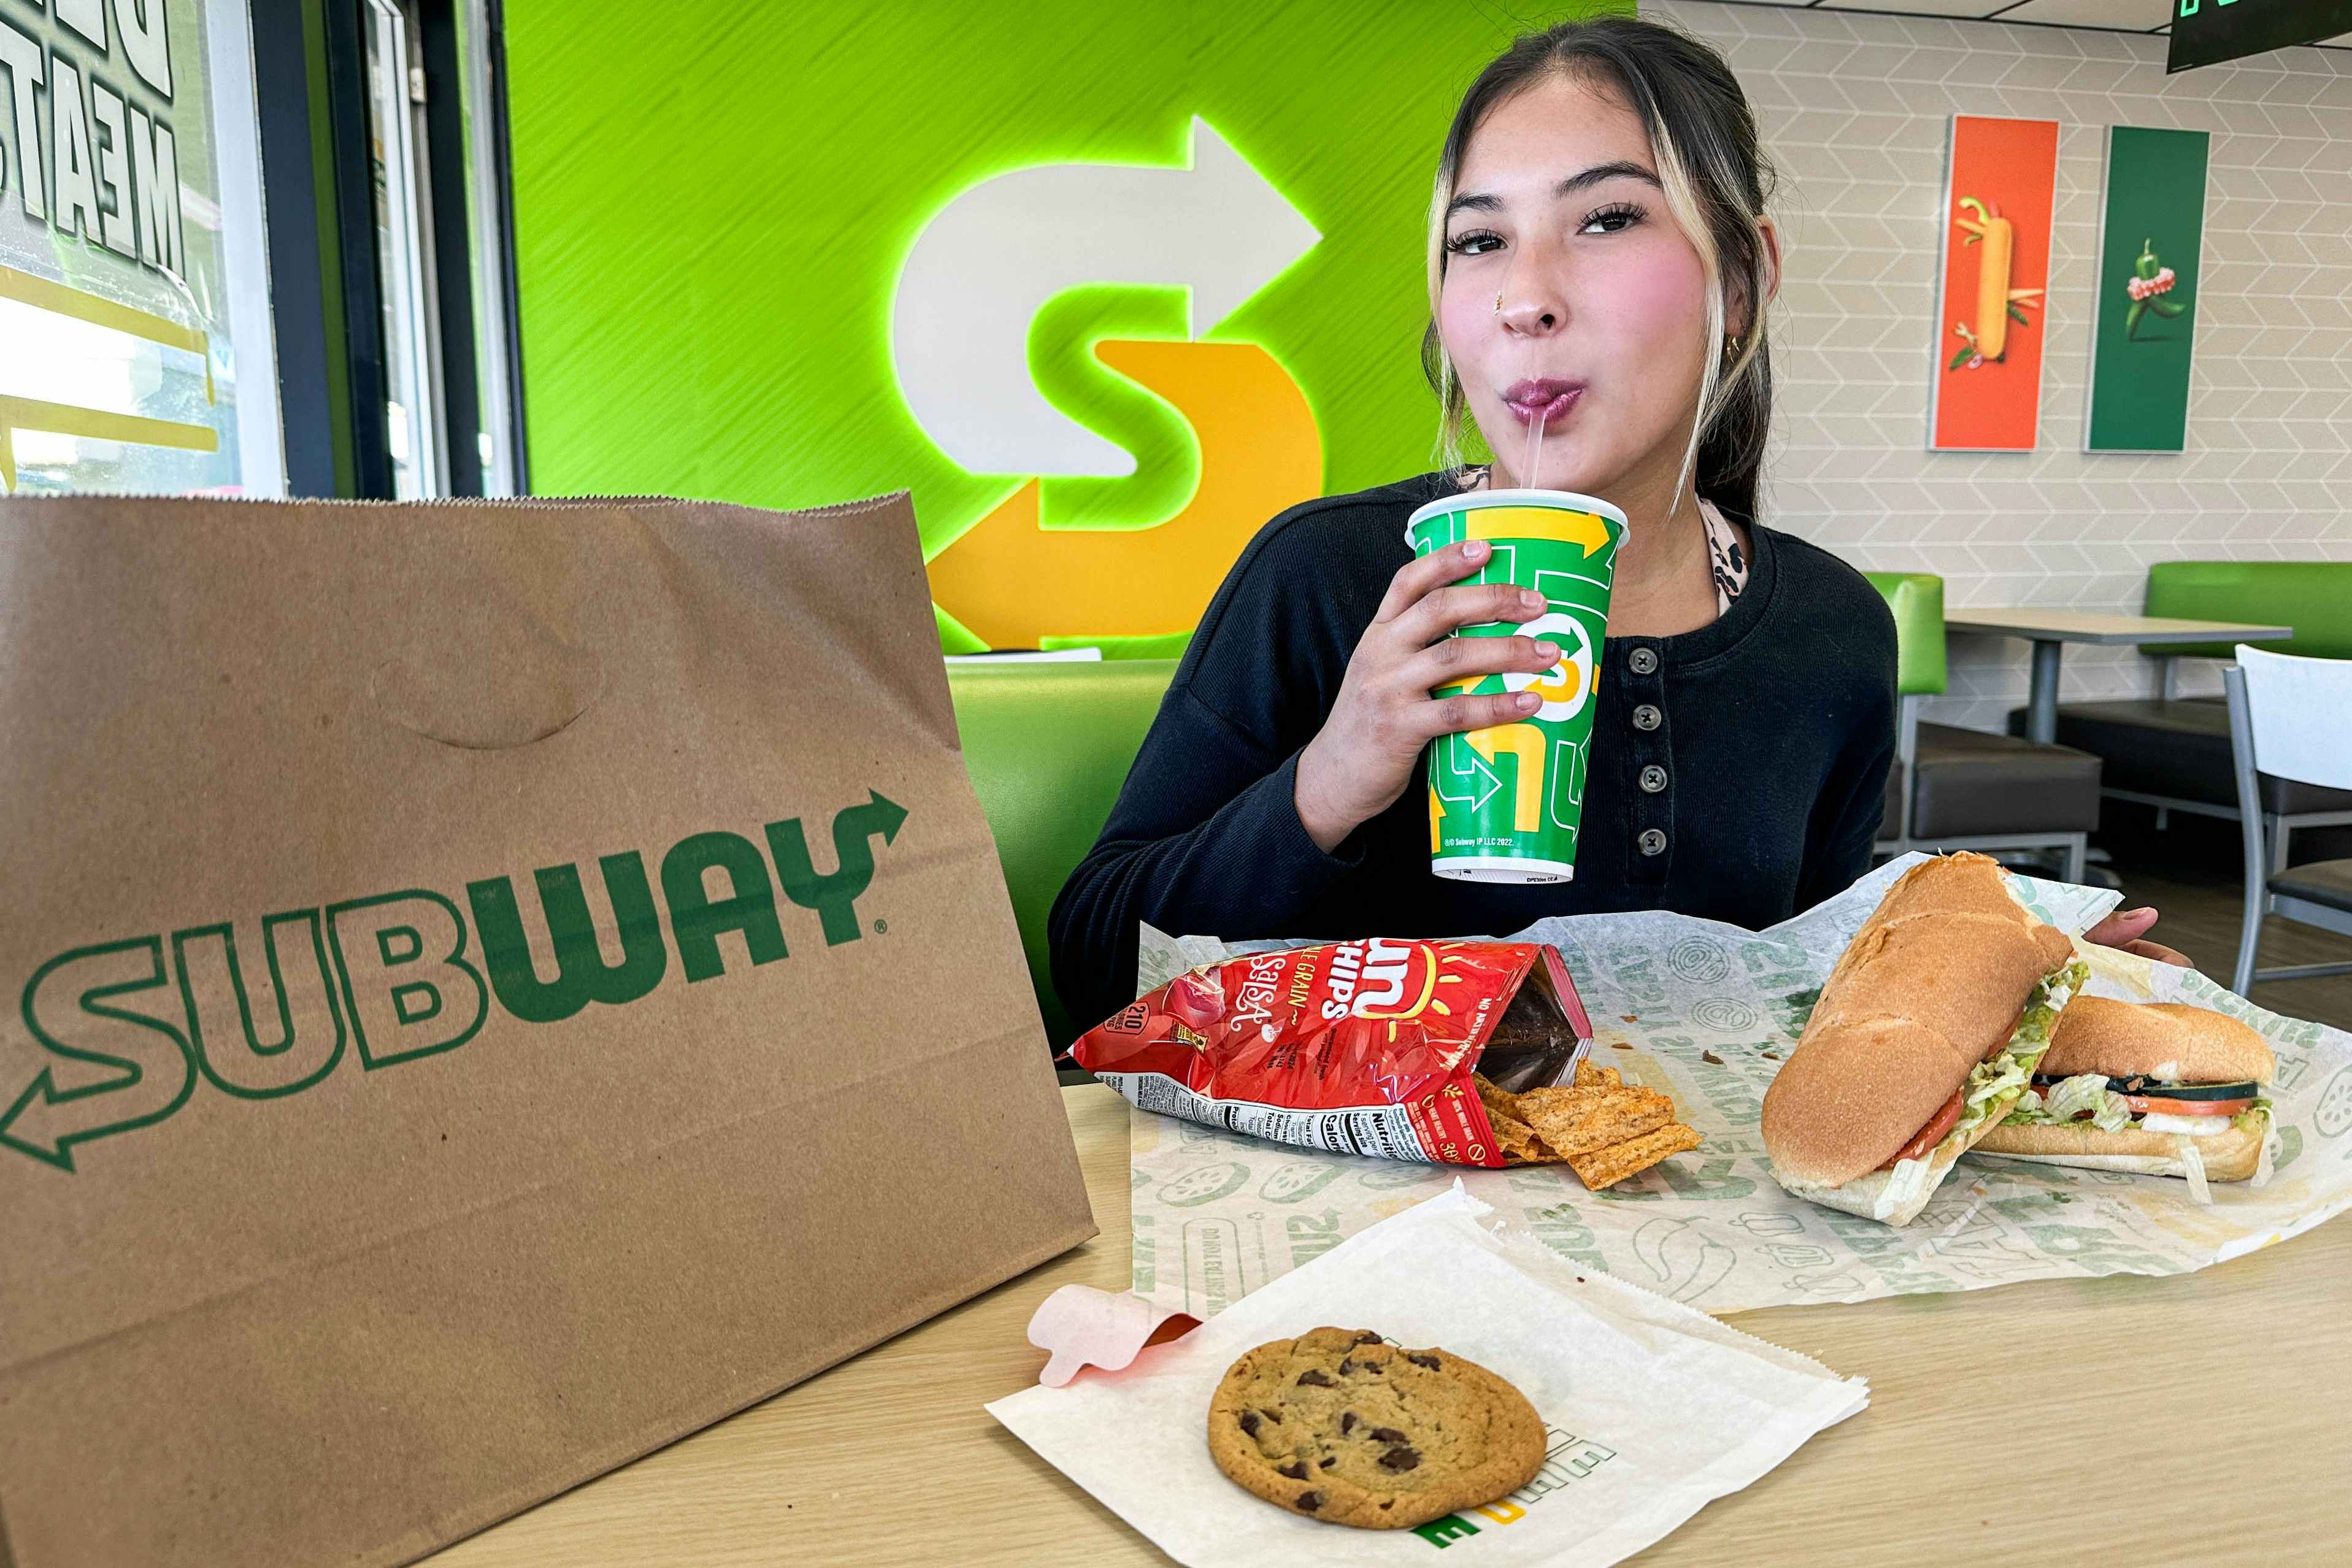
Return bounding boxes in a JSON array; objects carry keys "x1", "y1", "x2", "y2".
[{"x1": 0, "y1": 0, "x2": 282, "y2": 495}]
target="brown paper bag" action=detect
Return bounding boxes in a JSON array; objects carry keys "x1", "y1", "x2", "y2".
[{"x1": 0, "y1": 493, "x2": 1094, "y2": 1567}]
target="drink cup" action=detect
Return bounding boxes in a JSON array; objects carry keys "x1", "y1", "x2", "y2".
[{"x1": 1403, "y1": 488, "x2": 1628, "y2": 883}]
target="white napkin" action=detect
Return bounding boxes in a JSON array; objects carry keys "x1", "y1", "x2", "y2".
[{"x1": 989, "y1": 1186, "x2": 1867, "y2": 1567}]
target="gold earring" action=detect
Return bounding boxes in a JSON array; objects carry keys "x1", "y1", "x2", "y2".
[{"x1": 1724, "y1": 332, "x2": 1745, "y2": 358}]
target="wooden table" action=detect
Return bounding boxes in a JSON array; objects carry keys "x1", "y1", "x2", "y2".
[
  {"x1": 432, "y1": 1085, "x2": 2352, "y2": 1566},
  {"x1": 1943, "y1": 608, "x2": 2291, "y2": 744}
]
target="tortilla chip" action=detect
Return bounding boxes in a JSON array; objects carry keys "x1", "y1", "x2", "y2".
[
  {"x1": 1472, "y1": 1072, "x2": 1526, "y2": 1124},
  {"x1": 1567, "y1": 1123, "x2": 1704, "y2": 1190},
  {"x1": 1515, "y1": 1086, "x2": 1674, "y2": 1156},
  {"x1": 1573, "y1": 1060, "x2": 1621, "y2": 1089},
  {"x1": 1472, "y1": 1074, "x2": 1565, "y2": 1164},
  {"x1": 1494, "y1": 1117, "x2": 1566, "y2": 1166}
]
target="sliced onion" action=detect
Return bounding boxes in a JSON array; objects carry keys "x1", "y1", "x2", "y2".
[{"x1": 2175, "y1": 1135, "x2": 2212, "y2": 1206}]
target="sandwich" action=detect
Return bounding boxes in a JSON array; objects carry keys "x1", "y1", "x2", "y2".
[
  {"x1": 1761, "y1": 853, "x2": 2086, "y2": 1226},
  {"x1": 1970, "y1": 996, "x2": 2275, "y2": 1197}
]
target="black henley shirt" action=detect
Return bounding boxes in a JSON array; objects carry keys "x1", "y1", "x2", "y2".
[{"x1": 1047, "y1": 471, "x2": 1898, "y2": 1032}]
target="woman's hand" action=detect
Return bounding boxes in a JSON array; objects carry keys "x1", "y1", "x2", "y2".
[
  {"x1": 1294, "y1": 538, "x2": 1565, "y2": 854},
  {"x1": 2083, "y1": 906, "x2": 2193, "y2": 967}
]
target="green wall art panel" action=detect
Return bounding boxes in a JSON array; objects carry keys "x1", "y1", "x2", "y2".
[{"x1": 2085, "y1": 125, "x2": 2210, "y2": 455}]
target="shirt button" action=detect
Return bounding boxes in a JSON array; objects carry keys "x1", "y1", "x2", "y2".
[
  {"x1": 1627, "y1": 647, "x2": 1658, "y2": 675},
  {"x1": 1639, "y1": 829, "x2": 1668, "y2": 857},
  {"x1": 1632, "y1": 704, "x2": 1662, "y2": 732},
  {"x1": 1640, "y1": 765, "x2": 1668, "y2": 793}
]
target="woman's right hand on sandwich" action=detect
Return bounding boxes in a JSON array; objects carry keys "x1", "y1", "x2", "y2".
[
  {"x1": 2083, "y1": 906, "x2": 2193, "y2": 968},
  {"x1": 1294, "y1": 539, "x2": 1565, "y2": 854}
]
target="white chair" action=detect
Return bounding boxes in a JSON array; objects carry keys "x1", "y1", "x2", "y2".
[{"x1": 2227, "y1": 645, "x2": 2352, "y2": 995}]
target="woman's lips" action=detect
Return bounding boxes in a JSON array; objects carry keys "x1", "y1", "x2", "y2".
[{"x1": 1502, "y1": 380, "x2": 1585, "y2": 429}]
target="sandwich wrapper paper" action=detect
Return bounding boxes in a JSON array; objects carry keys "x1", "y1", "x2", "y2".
[
  {"x1": 1126, "y1": 855, "x2": 2352, "y2": 1316},
  {"x1": 990, "y1": 1186, "x2": 1867, "y2": 1567}
]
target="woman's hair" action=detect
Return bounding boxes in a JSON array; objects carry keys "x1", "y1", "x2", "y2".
[{"x1": 1420, "y1": 16, "x2": 1777, "y2": 522}]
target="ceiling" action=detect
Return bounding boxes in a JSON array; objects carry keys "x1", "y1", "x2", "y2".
[{"x1": 1734, "y1": 0, "x2": 2350, "y2": 47}]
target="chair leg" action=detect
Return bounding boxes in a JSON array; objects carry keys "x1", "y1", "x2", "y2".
[
  {"x1": 2269, "y1": 818, "x2": 2291, "y2": 876},
  {"x1": 2062, "y1": 834, "x2": 2085, "y2": 885},
  {"x1": 2233, "y1": 890, "x2": 2265, "y2": 997},
  {"x1": 2228, "y1": 671, "x2": 2271, "y2": 999}
]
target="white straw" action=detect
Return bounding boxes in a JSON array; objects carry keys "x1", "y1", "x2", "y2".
[{"x1": 1523, "y1": 410, "x2": 1545, "y2": 490}]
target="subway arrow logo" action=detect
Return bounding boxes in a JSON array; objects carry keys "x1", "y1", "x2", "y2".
[{"x1": 1, "y1": 793, "x2": 907, "y2": 1173}]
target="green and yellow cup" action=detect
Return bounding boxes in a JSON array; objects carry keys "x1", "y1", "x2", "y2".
[{"x1": 1404, "y1": 488, "x2": 1628, "y2": 883}]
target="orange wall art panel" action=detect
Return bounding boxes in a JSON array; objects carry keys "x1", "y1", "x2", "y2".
[{"x1": 1927, "y1": 115, "x2": 2057, "y2": 452}]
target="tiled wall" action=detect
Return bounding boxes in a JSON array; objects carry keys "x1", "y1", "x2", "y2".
[{"x1": 1659, "y1": 1, "x2": 2352, "y2": 729}]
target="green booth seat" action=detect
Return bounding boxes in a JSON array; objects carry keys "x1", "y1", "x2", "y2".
[
  {"x1": 945, "y1": 658, "x2": 1177, "y2": 1048},
  {"x1": 2140, "y1": 561, "x2": 2352, "y2": 661},
  {"x1": 1864, "y1": 571, "x2": 2101, "y2": 881},
  {"x1": 2001, "y1": 561, "x2": 2352, "y2": 864}
]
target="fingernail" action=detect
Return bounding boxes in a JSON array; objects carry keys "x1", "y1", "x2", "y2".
[
  {"x1": 1516, "y1": 693, "x2": 1540, "y2": 711},
  {"x1": 1464, "y1": 540, "x2": 1488, "y2": 559},
  {"x1": 1521, "y1": 590, "x2": 1543, "y2": 610},
  {"x1": 1535, "y1": 640, "x2": 1559, "y2": 659},
  {"x1": 2124, "y1": 907, "x2": 2154, "y2": 919}
]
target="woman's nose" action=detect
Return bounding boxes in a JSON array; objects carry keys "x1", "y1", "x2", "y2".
[{"x1": 1496, "y1": 281, "x2": 1564, "y2": 336}]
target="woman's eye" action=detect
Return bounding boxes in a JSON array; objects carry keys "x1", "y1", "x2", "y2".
[
  {"x1": 1445, "y1": 229, "x2": 1504, "y2": 256},
  {"x1": 1581, "y1": 204, "x2": 1643, "y2": 235}
]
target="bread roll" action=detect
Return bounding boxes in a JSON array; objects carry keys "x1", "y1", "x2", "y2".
[
  {"x1": 1973, "y1": 1114, "x2": 2266, "y2": 1183},
  {"x1": 1763, "y1": 853, "x2": 2077, "y2": 1197},
  {"x1": 2040, "y1": 997, "x2": 2275, "y2": 1086}
]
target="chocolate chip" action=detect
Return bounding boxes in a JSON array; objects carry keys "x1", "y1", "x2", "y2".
[
  {"x1": 1367, "y1": 1362, "x2": 1383, "y2": 1374},
  {"x1": 1611, "y1": 1042, "x2": 1632, "y2": 1050},
  {"x1": 1381, "y1": 1447, "x2": 1421, "y2": 1471},
  {"x1": 1337, "y1": 1359, "x2": 1356, "y2": 1375},
  {"x1": 1319, "y1": 1456, "x2": 1336, "y2": 1469},
  {"x1": 1352, "y1": 1331, "x2": 1382, "y2": 1345},
  {"x1": 1297, "y1": 1491, "x2": 1324, "y2": 1512},
  {"x1": 1296, "y1": 1369, "x2": 1333, "y2": 1387},
  {"x1": 1702, "y1": 1050, "x2": 1724, "y2": 1065},
  {"x1": 1369, "y1": 1426, "x2": 1407, "y2": 1443},
  {"x1": 1239, "y1": 1412, "x2": 1260, "y2": 1437},
  {"x1": 1340, "y1": 1412, "x2": 1356, "y2": 1434},
  {"x1": 1762, "y1": 1050, "x2": 1780, "y2": 1060},
  {"x1": 1407, "y1": 1353, "x2": 1441, "y2": 1370},
  {"x1": 1277, "y1": 1461, "x2": 1308, "y2": 1480}
]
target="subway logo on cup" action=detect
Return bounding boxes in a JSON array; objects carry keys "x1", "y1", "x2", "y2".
[{"x1": 1, "y1": 793, "x2": 907, "y2": 1172}]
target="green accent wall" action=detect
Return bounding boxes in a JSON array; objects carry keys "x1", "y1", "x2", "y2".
[{"x1": 501, "y1": 2, "x2": 1626, "y2": 593}]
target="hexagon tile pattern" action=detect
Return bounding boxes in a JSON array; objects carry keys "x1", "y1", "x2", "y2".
[{"x1": 1659, "y1": 2, "x2": 2352, "y2": 729}]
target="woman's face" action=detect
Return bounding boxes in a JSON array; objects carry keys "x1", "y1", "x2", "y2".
[{"x1": 1437, "y1": 72, "x2": 1714, "y2": 498}]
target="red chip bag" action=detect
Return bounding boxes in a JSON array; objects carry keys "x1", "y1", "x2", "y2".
[{"x1": 1070, "y1": 939, "x2": 1593, "y2": 1166}]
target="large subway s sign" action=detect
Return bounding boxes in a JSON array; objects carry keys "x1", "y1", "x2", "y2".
[
  {"x1": 894, "y1": 117, "x2": 1328, "y2": 653},
  {"x1": 2, "y1": 794, "x2": 908, "y2": 1172},
  {"x1": 2167, "y1": 0, "x2": 2352, "y2": 71}
]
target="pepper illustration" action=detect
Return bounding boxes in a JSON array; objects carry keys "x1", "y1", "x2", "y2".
[
  {"x1": 1948, "y1": 196, "x2": 2044, "y2": 370},
  {"x1": 2123, "y1": 236, "x2": 2187, "y2": 339}
]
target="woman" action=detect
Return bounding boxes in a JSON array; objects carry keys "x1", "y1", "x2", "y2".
[{"x1": 1049, "y1": 17, "x2": 2176, "y2": 1030}]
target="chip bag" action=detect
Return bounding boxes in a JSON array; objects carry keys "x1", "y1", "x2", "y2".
[{"x1": 1069, "y1": 940, "x2": 1593, "y2": 1167}]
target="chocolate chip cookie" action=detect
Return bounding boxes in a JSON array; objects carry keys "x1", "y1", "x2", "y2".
[{"x1": 1205, "y1": 1328, "x2": 1546, "y2": 1529}]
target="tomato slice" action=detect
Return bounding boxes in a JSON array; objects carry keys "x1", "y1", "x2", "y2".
[
  {"x1": 2122, "y1": 1094, "x2": 2250, "y2": 1118},
  {"x1": 1878, "y1": 1088, "x2": 1966, "y2": 1170}
]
